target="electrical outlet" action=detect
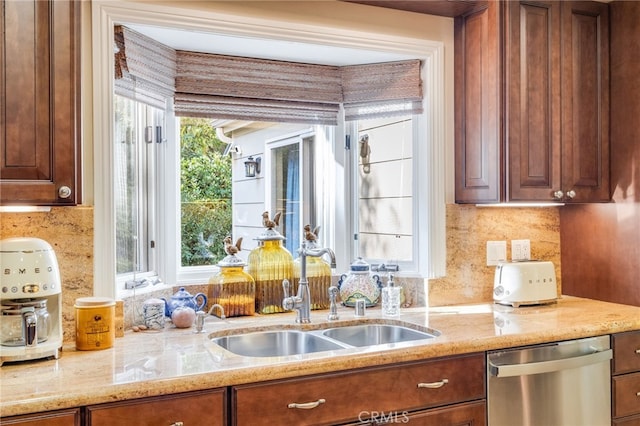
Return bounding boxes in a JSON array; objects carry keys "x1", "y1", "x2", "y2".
[
  {"x1": 512, "y1": 239, "x2": 531, "y2": 261},
  {"x1": 487, "y1": 241, "x2": 507, "y2": 266}
]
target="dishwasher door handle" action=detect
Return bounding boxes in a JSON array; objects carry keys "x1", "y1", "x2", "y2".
[{"x1": 489, "y1": 349, "x2": 612, "y2": 378}]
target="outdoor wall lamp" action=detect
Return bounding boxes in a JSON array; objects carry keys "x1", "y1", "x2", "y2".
[{"x1": 244, "y1": 156, "x2": 261, "y2": 177}]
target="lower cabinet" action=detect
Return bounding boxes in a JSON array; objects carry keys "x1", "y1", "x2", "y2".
[
  {"x1": 0, "y1": 409, "x2": 81, "y2": 426},
  {"x1": 85, "y1": 389, "x2": 226, "y2": 426},
  {"x1": 232, "y1": 353, "x2": 485, "y2": 426},
  {"x1": 612, "y1": 331, "x2": 640, "y2": 425}
]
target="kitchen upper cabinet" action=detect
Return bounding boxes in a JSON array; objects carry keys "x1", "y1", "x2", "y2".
[
  {"x1": 0, "y1": 0, "x2": 81, "y2": 205},
  {"x1": 455, "y1": 0, "x2": 610, "y2": 204}
]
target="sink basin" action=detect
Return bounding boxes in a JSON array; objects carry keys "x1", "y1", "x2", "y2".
[
  {"x1": 211, "y1": 330, "x2": 345, "y2": 357},
  {"x1": 322, "y1": 324, "x2": 437, "y2": 347}
]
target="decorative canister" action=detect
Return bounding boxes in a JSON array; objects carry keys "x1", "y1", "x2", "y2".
[
  {"x1": 293, "y1": 225, "x2": 331, "y2": 310},
  {"x1": 247, "y1": 212, "x2": 293, "y2": 314},
  {"x1": 74, "y1": 297, "x2": 115, "y2": 350},
  {"x1": 337, "y1": 257, "x2": 382, "y2": 307},
  {"x1": 209, "y1": 237, "x2": 255, "y2": 317},
  {"x1": 142, "y1": 298, "x2": 166, "y2": 330}
]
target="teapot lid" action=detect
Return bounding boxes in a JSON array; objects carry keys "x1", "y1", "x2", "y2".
[
  {"x1": 171, "y1": 287, "x2": 193, "y2": 299},
  {"x1": 349, "y1": 257, "x2": 370, "y2": 272},
  {"x1": 218, "y1": 254, "x2": 246, "y2": 267}
]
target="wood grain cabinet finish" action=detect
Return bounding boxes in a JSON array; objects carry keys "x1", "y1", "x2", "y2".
[
  {"x1": 455, "y1": 0, "x2": 610, "y2": 204},
  {"x1": 232, "y1": 353, "x2": 485, "y2": 426},
  {"x1": 0, "y1": 0, "x2": 81, "y2": 205},
  {"x1": 85, "y1": 389, "x2": 226, "y2": 426},
  {"x1": 0, "y1": 409, "x2": 81, "y2": 426},
  {"x1": 612, "y1": 331, "x2": 640, "y2": 424}
]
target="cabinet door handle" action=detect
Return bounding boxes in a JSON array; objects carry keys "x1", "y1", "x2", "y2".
[
  {"x1": 553, "y1": 190, "x2": 564, "y2": 200},
  {"x1": 634, "y1": 349, "x2": 640, "y2": 354},
  {"x1": 170, "y1": 422, "x2": 184, "y2": 426},
  {"x1": 417, "y1": 378, "x2": 448, "y2": 388},
  {"x1": 566, "y1": 189, "x2": 576, "y2": 199},
  {"x1": 288, "y1": 398, "x2": 326, "y2": 409}
]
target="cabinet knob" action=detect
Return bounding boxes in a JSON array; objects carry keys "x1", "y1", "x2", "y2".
[
  {"x1": 58, "y1": 186, "x2": 72, "y2": 199},
  {"x1": 553, "y1": 190, "x2": 564, "y2": 200},
  {"x1": 170, "y1": 422, "x2": 184, "y2": 426},
  {"x1": 566, "y1": 190, "x2": 576, "y2": 199}
]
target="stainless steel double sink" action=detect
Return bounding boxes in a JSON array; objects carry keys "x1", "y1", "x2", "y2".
[{"x1": 210, "y1": 322, "x2": 440, "y2": 358}]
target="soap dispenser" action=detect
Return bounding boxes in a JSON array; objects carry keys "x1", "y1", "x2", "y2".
[{"x1": 382, "y1": 273, "x2": 401, "y2": 317}]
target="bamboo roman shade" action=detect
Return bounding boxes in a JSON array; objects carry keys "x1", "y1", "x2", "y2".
[
  {"x1": 341, "y1": 60, "x2": 423, "y2": 121},
  {"x1": 114, "y1": 26, "x2": 176, "y2": 109},
  {"x1": 115, "y1": 25, "x2": 423, "y2": 123},
  {"x1": 174, "y1": 52, "x2": 342, "y2": 125}
]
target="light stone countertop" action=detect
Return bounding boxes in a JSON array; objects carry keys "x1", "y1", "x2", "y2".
[{"x1": 1, "y1": 295, "x2": 640, "y2": 417}]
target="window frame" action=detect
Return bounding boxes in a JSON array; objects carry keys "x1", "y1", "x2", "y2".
[{"x1": 91, "y1": 1, "x2": 446, "y2": 299}]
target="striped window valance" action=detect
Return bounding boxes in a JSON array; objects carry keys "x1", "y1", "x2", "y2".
[
  {"x1": 115, "y1": 26, "x2": 422, "y2": 123},
  {"x1": 114, "y1": 25, "x2": 176, "y2": 109}
]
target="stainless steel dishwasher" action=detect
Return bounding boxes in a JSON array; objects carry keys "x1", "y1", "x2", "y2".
[{"x1": 487, "y1": 335, "x2": 612, "y2": 426}]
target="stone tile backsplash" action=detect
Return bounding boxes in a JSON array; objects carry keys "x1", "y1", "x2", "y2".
[{"x1": 0, "y1": 203, "x2": 560, "y2": 342}]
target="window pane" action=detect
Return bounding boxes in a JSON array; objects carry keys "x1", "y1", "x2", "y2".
[
  {"x1": 180, "y1": 118, "x2": 232, "y2": 266},
  {"x1": 272, "y1": 143, "x2": 300, "y2": 254},
  {"x1": 357, "y1": 116, "x2": 413, "y2": 263},
  {"x1": 114, "y1": 95, "x2": 144, "y2": 274}
]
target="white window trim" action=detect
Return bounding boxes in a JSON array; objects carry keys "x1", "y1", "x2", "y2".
[{"x1": 91, "y1": 1, "x2": 446, "y2": 299}]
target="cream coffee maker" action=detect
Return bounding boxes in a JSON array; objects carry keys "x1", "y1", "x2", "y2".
[{"x1": 1, "y1": 237, "x2": 63, "y2": 365}]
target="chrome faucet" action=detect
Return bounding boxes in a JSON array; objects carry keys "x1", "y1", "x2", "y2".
[{"x1": 282, "y1": 241, "x2": 336, "y2": 323}]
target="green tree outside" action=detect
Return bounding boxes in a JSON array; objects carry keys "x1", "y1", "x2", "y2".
[{"x1": 180, "y1": 118, "x2": 232, "y2": 266}]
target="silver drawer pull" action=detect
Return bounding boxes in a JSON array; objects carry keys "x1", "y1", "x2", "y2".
[
  {"x1": 636, "y1": 392, "x2": 640, "y2": 397},
  {"x1": 417, "y1": 379, "x2": 449, "y2": 389},
  {"x1": 635, "y1": 349, "x2": 640, "y2": 354},
  {"x1": 170, "y1": 422, "x2": 184, "y2": 426},
  {"x1": 288, "y1": 399, "x2": 326, "y2": 409}
]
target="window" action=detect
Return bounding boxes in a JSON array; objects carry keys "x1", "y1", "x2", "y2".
[
  {"x1": 268, "y1": 134, "x2": 316, "y2": 255},
  {"x1": 92, "y1": 2, "x2": 446, "y2": 299},
  {"x1": 349, "y1": 115, "x2": 416, "y2": 271},
  {"x1": 113, "y1": 95, "x2": 163, "y2": 287}
]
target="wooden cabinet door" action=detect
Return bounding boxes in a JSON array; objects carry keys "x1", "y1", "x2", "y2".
[
  {"x1": 0, "y1": 409, "x2": 81, "y2": 426},
  {"x1": 86, "y1": 389, "x2": 226, "y2": 426},
  {"x1": 560, "y1": 0, "x2": 610, "y2": 203},
  {"x1": 505, "y1": 0, "x2": 562, "y2": 202},
  {"x1": 0, "y1": 0, "x2": 81, "y2": 205},
  {"x1": 232, "y1": 353, "x2": 485, "y2": 426},
  {"x1": 454, "y1": 1, "x2": 502, "y2": 203}
]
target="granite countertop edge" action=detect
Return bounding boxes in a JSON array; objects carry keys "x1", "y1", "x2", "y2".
[{"x1": 1, "y1": 295, "x2": 640, "y2": 418}]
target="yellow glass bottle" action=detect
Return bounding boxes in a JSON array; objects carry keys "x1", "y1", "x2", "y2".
[
  {"x1": 247, "y1": 228, "x2": 293, "y2": 314},
  {"x1": 208, "y1": 254, "x2": 255, "y2": 318},
  {"x1": 293, "y1": 233, "x2": 331, "y2": 310}
]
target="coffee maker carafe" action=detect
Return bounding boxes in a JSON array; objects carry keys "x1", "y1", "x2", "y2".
[{"x1": 1, "y1": 237, "x2": 63, "y2": 365}]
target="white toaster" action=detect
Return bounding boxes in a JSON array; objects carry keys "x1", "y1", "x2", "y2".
[{"x1": 493, "y1": 260, "x2": 558, "y2": 307}]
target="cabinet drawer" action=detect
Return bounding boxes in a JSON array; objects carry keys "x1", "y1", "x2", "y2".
[
  {"x1": 613, "y1": 413, "x2": 640, "y2": 426},
  {"x1": 86, "y1": 389, "x2": 226, "y2": 426},
  {"x1": 0, "y1": 409, "x2": 80, "y2": 426},
  {"x1": 613, "y1": 372, "x2": 640, "y2": 418},
  {"x1": 613, "y1": 331, "x2": 640, "y2": 374},
  {"x1": 232, "y1": 353, "x2": 485, "y2": 426}
]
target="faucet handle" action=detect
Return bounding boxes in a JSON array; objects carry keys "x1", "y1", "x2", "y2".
[{"x1": 327, "y1": 286, "x2": 339, "y2": 321}]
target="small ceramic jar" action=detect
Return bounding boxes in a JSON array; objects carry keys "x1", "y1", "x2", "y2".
[{"x1": 337, "y1": 257, "x2": 382, "y2": 307}]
